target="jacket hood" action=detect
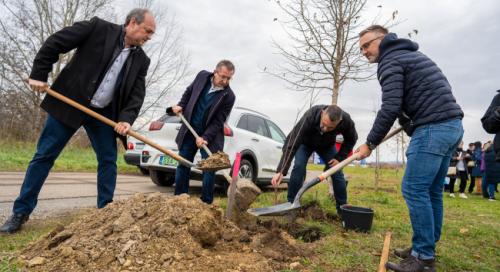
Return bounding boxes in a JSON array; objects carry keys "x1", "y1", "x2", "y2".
[{"x1": 378, "y1": 33, "x2": 419, "y2": 62}]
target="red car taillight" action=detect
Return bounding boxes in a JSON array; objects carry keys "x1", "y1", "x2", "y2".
[
  {"x1": 149, "y1": 121, "x2": 164, "y2": 131},
  {"x1": 127, "y1": 142, "x2": 134, "y2": 150},
  {"x1": 224, "y1": 124, "x2": 233, "y2": 137}
]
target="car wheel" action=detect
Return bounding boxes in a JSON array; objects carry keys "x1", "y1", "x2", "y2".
[
  {"x1": 149, "y1": 170, "x2": 175, "y2": 187},
  {"x1": 238, "y1": 159, "x2": 255, "y2": 182},
  {"x1": 138, "y1": 166, "x2": 149, "y2": 175}
]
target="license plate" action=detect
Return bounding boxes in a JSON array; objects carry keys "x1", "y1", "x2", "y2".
[
  {"x1": 159, "y1": 155, "x2": 178, "y2": 167},
  {"x1": 136, "y1": 142, "x2": 145, "y2": 150}
]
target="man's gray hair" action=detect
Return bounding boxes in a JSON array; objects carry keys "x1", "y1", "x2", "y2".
[
  {"x1": 125, "y1": 8, "x2": 151, "y2": 26},
  {"x1": 215, "y1": 60, "x2": 235, "y2": 72},
  {"x1": 359, "y1": 25, "x2": 389, "y2": 37}
]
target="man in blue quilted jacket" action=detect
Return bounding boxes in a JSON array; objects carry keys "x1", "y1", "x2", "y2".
[{"x1": 356, "y1": 25, "x2": 464, "y2": 272}]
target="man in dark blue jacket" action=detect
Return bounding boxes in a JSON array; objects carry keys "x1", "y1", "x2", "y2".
[
  {"x1": 170, "y1": 60, "x2": 236, "y2": 204},
  {"x1": 356, "y1": 25, "x2": 464, "y2": 272}
]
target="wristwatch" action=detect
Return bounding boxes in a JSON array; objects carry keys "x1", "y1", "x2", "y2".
[{"x1": 366, "y1": 141, "x2": 377, "y2": 151}]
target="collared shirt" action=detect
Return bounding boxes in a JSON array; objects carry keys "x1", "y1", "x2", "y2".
[
  {"x1": 90, "y1": 47, "x2": 131, "y2": 108},
  {"x1": 208, "y1": 77, "x2": 224, "y2": 94}
]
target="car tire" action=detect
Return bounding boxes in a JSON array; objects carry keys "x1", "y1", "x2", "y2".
[
  {"x1": 238, "y1": 159, "x2": 256, "y2": 182},
  {"x1": 138, "y1": 167, "x2": 149, "y2": 176},
  {"x1": 149, "y1": 170, "x2": 175, "y2": 187}
]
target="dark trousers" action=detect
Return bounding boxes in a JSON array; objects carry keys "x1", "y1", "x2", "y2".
[
  {"x1": 174, "y1": 134, "x2": 215, "y2": 204},
  {"x1": 287, "y1": 144, "x2": 347, "y2": 212},
  {"x1": 13, "y1": 112, "x2": 117, "y2": 215},
  {"x1": 449, "y1": 170, "x2": 468, "y2": 193},
  {"x1": 467, "y1": 167, "x2": 475, "y2": 193}
]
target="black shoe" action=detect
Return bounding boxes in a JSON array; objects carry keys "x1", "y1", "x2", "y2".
[
  {"x1": 394, "y1": 247, "x2": 412, "y2": 259},
  {"x1": 386, "y1": 255, "x2": 436, "y2": 272},
  {"x1": 0, "y1": 214, "x2": 29, "y2": 234}
]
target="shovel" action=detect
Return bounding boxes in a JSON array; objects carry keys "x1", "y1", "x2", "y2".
[
  {"x1": 174, "y1": 112, "x2": 242, "y2": 218},
  {"x1": 176, "y1": 112, "x2": 231, "y2": 171},
  {"x1": 41, "y1": 87, "x2": 220, "y2": 170},
  {"x1": 247, "y1": 127, "x2": 403, "y2": 216}
]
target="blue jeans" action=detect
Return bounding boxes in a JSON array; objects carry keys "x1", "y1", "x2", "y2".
[
  {"x1": 13, "y1": 113, "x2": 118, "y2": 215},
  {"x1": 287, "y1": 144, "x2": 347, "y2": 212},
  {"x1": 402, "y1": 119, "x2": 463, "y2": 260},
  {"x1": 174, "y1": 134, "x2": 215, "y2": 204},
  {"x1": 482, "y1": 172, "x2": 489, "y2": 198}
]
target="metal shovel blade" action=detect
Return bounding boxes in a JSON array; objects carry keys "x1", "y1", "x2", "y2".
[{"x1": 247, "y1": 202, "x2": 301, "y2": 216}]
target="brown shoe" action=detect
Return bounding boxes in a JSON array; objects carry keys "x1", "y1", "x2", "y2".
[
  {"x1": 386, "y1": 255, "x2": 436, "y2": 272},
  {"x1": 394, "y1": 247, "x2": 412, "y2": 259}
]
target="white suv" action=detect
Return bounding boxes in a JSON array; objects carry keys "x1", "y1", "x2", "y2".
[{"x1": 139, "y1": 107, "x2": 289, "y2": 188}]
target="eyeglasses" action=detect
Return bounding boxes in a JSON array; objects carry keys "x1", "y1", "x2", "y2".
[
  {"x1": 216, "y1": 71, "x2": 232, "y2": 81},
  {"x1": 360, "y1": 36, "x2": 383, "y2": 52}
]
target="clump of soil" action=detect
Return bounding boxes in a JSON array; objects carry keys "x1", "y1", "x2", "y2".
[
  {"x1": 197, "y1": 151, "x2": 231, "y2": 170},
  {"x1": 257, "y1": 201, "x2": 337, "y2": 243},
  {"x1": 19, "y1": 193, "x2": 308, "y2": 271}
]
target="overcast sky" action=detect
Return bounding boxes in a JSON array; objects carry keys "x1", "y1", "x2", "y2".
[{"x1": 119, "y1": 0, "x2": 500, "y2": 161}]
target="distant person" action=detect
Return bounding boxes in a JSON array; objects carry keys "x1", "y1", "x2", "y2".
[
  {"x1": 0, "y1": 9, "x2": 156, "y2": 234},
  {"x1": 470, "y1": 141, "x2": 485, "y2": 197},
  {"x1": 271, "y1": 105, "x2": 358, "y2": 215},
  {"x1": 448, "y1": 142, "x2": 470, "y2": 198},
  {"x1": 465, "y1": 143, "x2": 477, "y2": 193},
  {"x1": 483, "y1": 143, "x2": 500, "y2": 201},
  {"x1": 168, "y1": 60, "x2": 236, "y2": 204},
  {"x1": 481, "y1": 90, "x2": 500, "y2": 200},
  {"x1": 356, "y1": 25, "x2": 463, "y2": 272}
]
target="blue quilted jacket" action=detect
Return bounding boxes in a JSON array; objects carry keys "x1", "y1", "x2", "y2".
[{"x1": 367, "y1": 33, "x2": 463, "y2": 145}]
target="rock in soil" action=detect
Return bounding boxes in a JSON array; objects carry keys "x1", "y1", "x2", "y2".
[{"x1": 19, "y1": 193, "x2": 309, "y2": 271}]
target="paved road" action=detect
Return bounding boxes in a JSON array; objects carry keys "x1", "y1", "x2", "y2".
[
  {"x1": 0, "y1": 171, "x2": 311, "y2": 222},
  {"x1": 0, "y1": 172, "x2": 198, "y2": 221}
]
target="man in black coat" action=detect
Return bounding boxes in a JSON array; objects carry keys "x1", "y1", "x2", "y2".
[
  {"x1": 170, "y1": 60, "x2": 236, "y2": 204},
  {"x1": 0, "y1": 9, "x2": 155, "y2": 234},
  {"x1": 271, "y1": 105, "x2": 358, "y2": 214},
  {"x1": 356, "y1": 25, "x2": 463, "y2": 272}
]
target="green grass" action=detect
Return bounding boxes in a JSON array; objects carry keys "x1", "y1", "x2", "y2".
[
  {"x1": 216, "y1": 166, "x2": 500, "y2": 271},
  {"x1": 0, "y1": 141, "x2": 139, "y2": 173},
  {"x1": 0, "y1": 215, "x2": 77, "y2": 271},
  {"x1": 0, "y1": 160, "x2": 498, "y2": 271}
]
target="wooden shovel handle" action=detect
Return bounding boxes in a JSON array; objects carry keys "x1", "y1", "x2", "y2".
[{"x1": 44, "y1": 87, "x2": 195, "y2": 167}]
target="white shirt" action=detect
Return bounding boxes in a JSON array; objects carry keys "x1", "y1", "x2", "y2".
[{"x1": 90, "y1": 47, "x2": 131, "y2": 108}]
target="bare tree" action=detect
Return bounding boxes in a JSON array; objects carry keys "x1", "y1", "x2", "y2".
[
  {"x1": 0, "y1": 0, "x2": 190, "y2": 139},
  {"x1": 0, "y1": 0, "x2": 114, "y2": 140},
  {"x1": 267, "y1": 0, "x2": 397, "y2": 105}
]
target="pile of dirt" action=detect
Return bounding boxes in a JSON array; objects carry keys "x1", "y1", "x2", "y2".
[{"x1": 19, "y1": 193, "x2": 308, "y2": 271}]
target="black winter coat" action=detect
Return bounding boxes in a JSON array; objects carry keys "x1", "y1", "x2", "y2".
[
  {"x1": 276, "y1": 105, "x2": 358, "y2": 175},
  {"x1": 30, "y1": 17, "x2": 150, "y2": 129},
  {"x1": 367, "y1": 33, "x2": 463, "y2": 145}
]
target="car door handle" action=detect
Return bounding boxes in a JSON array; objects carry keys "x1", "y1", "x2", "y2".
[
  {"x1": 175, "y1": 126, "x2": 181, "y2": 131},
  {"x1": 276, "y1": 146, "x2": 282, "y2": 149},
  {"x1": 251, "y1": 138, "x2": 259, "y2": 142}
]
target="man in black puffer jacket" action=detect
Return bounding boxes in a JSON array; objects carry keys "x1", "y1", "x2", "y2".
[{"x1": 356, "y1": 25, "x2": 464, "y2": 272}]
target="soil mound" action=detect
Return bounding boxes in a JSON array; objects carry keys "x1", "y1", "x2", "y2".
[{"x1": 19, "y1": 193, "x2": 308, "y2": 271}]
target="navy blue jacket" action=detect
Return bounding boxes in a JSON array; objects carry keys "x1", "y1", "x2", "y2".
[
  {"x1": 367, "y1": 33, "x2": 463, "y2": 145},
  {"x1": 175, "y1": 70, "x2": 236, "y2": 152},
  {"x1": 481, "y1": 90, "x2": 500, "y2": 161}
]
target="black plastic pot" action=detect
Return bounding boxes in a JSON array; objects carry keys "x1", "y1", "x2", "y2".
[{"x1": 340, "y1": 204, "x2": 374, "y2": 233}]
